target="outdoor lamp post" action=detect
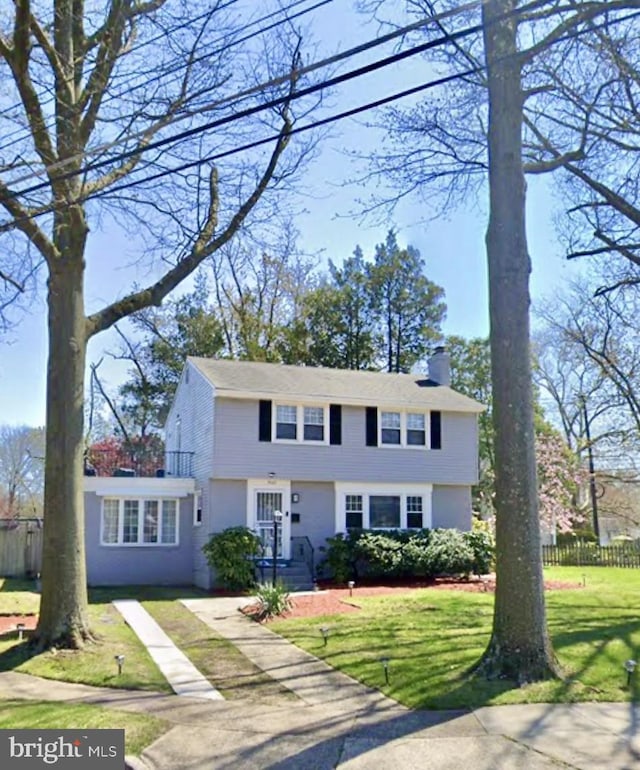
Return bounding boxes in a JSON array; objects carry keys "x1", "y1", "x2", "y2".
[
  {"x1": 624, "y1": 659, "x2": 637, "y2": 686},
  {"x1": 348, "y1": 580, "x2": 355, "y2": 596},
  {"x1": 272, "y1": 510, "x2": 283, "y2": 586},
  {"x1": 380, "y1": 657, "x2": 390, "y2": 685},
  {"x1": 115, "y1": 654, "x2": 125, "y2": 676},
  {"x1": 16, "y1": 623, "x2": 25, "y2": 641},
  {"x1": 320, "y1": 626, "x2": 330, "y2": 646}
]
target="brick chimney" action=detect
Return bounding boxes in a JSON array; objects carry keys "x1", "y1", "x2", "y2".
[{"x1": 428, "y1": 346, "x2": 450, "y2": 386}]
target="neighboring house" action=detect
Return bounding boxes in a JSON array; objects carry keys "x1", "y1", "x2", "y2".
[{"x1": 163, "y1": 349, "x2": 484, "y2": 589}]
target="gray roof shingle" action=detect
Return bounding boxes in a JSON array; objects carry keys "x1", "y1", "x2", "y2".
[{"x1": 188, "y1": 358, "x2": 484, "y2": 413}]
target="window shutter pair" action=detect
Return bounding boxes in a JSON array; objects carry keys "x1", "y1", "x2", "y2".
[
  {"x1": 365, "y1": 408, "x2": 441, "y2": 449},
  {"x1": 258, "y1": 401, "x2": 342, "y2": 444}
]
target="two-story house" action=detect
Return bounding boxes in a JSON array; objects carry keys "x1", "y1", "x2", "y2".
[{"x1": 163, "y1": 349, "x2": 484, "y2": 589}]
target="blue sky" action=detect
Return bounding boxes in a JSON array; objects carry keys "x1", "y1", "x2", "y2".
[{"x1": 0, "y1": 1, "x2": 577, "y2": 428}]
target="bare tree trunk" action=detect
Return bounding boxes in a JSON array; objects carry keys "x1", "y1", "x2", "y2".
[
  {"x1": 36, "y1": 257, "x2": 91, "y2": 648},
  {"x1": 478, "y1": 0, "x2": 561, "y2": 682}
]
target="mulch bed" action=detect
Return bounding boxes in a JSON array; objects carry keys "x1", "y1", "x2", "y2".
[{"x1": 243, "y1": 576, "x2": 582, "y2": 621}]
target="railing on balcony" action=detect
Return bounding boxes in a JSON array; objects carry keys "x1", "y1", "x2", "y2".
[{"x1": 84, "y1": 448, "x2": 194, "y2": 478}]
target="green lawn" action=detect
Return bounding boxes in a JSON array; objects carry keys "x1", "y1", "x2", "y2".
[
  {"x1": 271, "y1": 566, "x2": 640, "y2": 709},
  {"x1": 0, "y1": 699, "x2": 169, "y2": 756},
  {"x1": 0, "y1": 584, "x2": 208, "y2": 692}
]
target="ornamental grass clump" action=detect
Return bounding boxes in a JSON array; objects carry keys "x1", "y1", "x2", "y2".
[{"x1": 252, "y1": 582, "x2": 292, "y2": 621}]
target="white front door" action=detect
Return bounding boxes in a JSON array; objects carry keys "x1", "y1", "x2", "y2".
[{"x1": 250, "y1": 483, "x2": 291, "y2": 559}]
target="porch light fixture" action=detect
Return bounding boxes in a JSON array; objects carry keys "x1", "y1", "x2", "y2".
[
  {"x1": 380, "y1": 656, "x2": 390, "y2": 685},
  {"x1": 320, "y1": 626, "x2": 330, "y2": 646},
  {"x1": 16, "y1": 623, "x2": 25, "y2": 641},
  {"x1": 268, "y1": 472, "x2": 276, "y2": 484},
  {"x1": 624, "y1": 659, "x2": 637, "y2": 686},
  {"x1": 115, "y1": 654, "x2": 125, "y2": 676},
  {"x1": 347, "y1": 580, "x2": 355, "y2": 596}
]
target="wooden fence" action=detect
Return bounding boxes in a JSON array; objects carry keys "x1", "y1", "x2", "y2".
[
  {"x1": 542, "y1": 544, "x2": 640, "y2": 568},
  {"x1": 0, "y1": 520, "x2": 43, "y2": 577}
]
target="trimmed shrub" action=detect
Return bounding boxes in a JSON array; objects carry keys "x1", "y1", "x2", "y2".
[
  {"x1": 202, "y1": 527, "x2": 261, "y2": 590},
  {"x1": 424, "y1": 529, "x2": 475, "y2": 577},
  {"x1": 465, "y1": 528, "x2": 494, "y2": 575},
  {"x1": 319, "y1": 526, "x2": 491, "y2": 582}
]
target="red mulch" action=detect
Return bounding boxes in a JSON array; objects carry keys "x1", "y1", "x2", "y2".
[
  {"x1": 244, "y1": 577, "x2": 582, "y2": 621},
  {"x1": 0, "y1": 615, "x2": 38, "y2": 636}
]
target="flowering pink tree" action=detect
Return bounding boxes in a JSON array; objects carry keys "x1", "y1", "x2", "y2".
[{"x1": 536, "y1": 433, "x2": 588, "y2": 534}]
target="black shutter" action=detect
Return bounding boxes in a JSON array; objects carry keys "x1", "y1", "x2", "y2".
[
  {"x1": 259, "y1": 400, "x2": 272, "y2": 442},
  {"x1": 365, "y1": 407, "x2": 378, "y2": 446},
  {"x1": 329, "y1": 404, "x2": 342, "y2": 445},
  {"x1": 430, "y1": 410, "x2": 442, "y2": 449}
]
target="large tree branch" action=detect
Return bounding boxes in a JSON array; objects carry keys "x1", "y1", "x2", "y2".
[
  {"x1": 2, "y1": 2, "x2": 58, "y2": 167},
  {"x1": 85, "y1": 113, "x2": 293, "y2": 337},
  {"x1": 0, "y1": 179, "x2": 59, "y2": 263},
  {"x1": 519, "y1": 0, "x2": 640, "y2": 64}
]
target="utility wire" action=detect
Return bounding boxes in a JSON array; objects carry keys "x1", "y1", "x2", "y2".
[
  {"x1": 0, "y1": 0, "x2": 332, "y2": 159},
  {"x1": 0, "y1": 65, "x2": 485, "y2": 235},
  {"x1": 3, "y1": 0, "x2": 483, "y2": 191},
  {"x1": 2, "y1": 0, "x2": 638, "y2": 226}
]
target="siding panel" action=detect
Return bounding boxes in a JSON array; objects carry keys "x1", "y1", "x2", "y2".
[
  {"x1": 213, "y1": 399, "x2": 479, "y2": 484},
  {"x1": 85, "y1": 492, "x2": 194, "y2": 585},
  {"x1": 165, "y1": 363, "x2": 215, "y2": 587},
  {"x1": 432, "y1": 486, "x2": 472, "y2": 531}
]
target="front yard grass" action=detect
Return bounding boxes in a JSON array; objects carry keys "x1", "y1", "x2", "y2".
[
  {"x1": 0, "y1": 699, "x2": 169, "y2": 756},
  {"x1": 0, "y1": 583, "x2": 295, "y2": 705},
  {"x1": 270, "y1": 566, "x2": 640, "y2": 709},
  {"x1": 143, "y1": 600, "x2": 297, "y2": 703}
]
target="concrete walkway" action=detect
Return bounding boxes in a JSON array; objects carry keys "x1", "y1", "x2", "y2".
[
  {"x1": 2, "y1": 595, "x2": 640, "y2": 768},
  {"x1": 113, "y1": 599, "x2": 223, "y2": 701}
]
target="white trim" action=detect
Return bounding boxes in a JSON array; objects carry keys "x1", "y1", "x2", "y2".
[
  {"x1": 100, "y1": 496, "x2": 181, "y2": 547},
  {"x1": 85, "y1": 476, "x2": 195, "y2": 497},
  {"x1": 272, "y1": 402, "x2": 330, "y2": 445},
  {"x1": 334, "y1": 482, "x2": 433, "y2": 532},
  {"x1": 246, "y1": 478, "x2": 292, "y2": 559},
  {"x1": 193, "y1": 489, "x2": 203, "y2": 527}
]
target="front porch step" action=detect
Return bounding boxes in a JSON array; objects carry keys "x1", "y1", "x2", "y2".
[{"x1": 254, "y1": 562, "x2": 314, "y2": 591}]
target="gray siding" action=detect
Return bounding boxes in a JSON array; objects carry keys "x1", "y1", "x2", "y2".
[
  {"x1": 85, "y1": 492, "x2": 194, "y2": 585},
  {"x1": 432, "y1": 485, "x2": 472, "y2": 531},
  {"x1": 212, "y1": 399, "x2": 479, "y2": 484},
  {"x1": 193, "y1": 480, "x2": 247, "y2": 589},
  {"x1": 291, "y1": 481, "x2": 335, "y2": 554},
  {"x1": 165, "y1": 363, "x2": 215, "y2": 586}
]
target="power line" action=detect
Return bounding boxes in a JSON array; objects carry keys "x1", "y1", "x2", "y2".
[
  {"x1": 0, "y1": 64, "x2": 484, "y2": 236},
  {"x1": 0, "y1": 0, "x2": 245, "y2": 122},
  {"x1": 2, "y1": 0, "x2": 638, "y2": 228},
  {"x1": 3, "y1": 0, "x2": 484, "y2": 192},
  {"x1": 0, "y1": 0, "x2": 333, "y2": 160}
]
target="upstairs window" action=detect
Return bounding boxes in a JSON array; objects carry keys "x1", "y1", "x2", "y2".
[
  {"x1": 276, "y1": 405, "x2": 297, "y2": 440},
  {"x1": 380, "y1": 411, "x2": 401, "y2": 445},
  {"x1": 407, "y1": 413, "x2": 426, "y2": 446},
  {"x1": 303, "y1": 406, "x2": 325, "y2": 441}
]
